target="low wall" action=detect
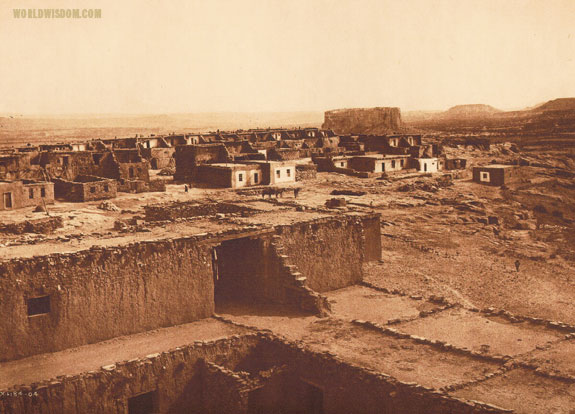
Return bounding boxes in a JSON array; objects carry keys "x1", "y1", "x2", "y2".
[
  {"x1": 295, "y1": 164, "x2": 318, "y2": 181},
  {"x1": 0, "y1": 216, "x2": 63, "y2": 234},
  {"x1": 0, "y1": 334, "x2": 509, "y2": 414},
  {"x1": 144, "y1": 201, "x2": 258, "y2": 221}
]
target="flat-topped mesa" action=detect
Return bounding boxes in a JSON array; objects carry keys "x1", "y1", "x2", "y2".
[{"x1": 322, "y1": 107, "x2": 403, "y2": 134}]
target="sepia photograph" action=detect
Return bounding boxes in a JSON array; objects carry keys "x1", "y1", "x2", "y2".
[{"x1": 1, "y1": 0, "x2": 575, "y2": 413}]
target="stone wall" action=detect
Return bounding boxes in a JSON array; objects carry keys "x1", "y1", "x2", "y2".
[
  {"x1": 276, "y1": 214, "x2": 381, "y2": 292},
  {"x1": 144, "y1": 202, "x2": 257, "y2": 221},
  {"x1": 323, "y1": 107, "x2": 403, "y2": 135},
  {"x1": 54, "y1": 176, "x2": 117, "y2": 202},
  {"x1": 295, "y1": 164, "x2": 318, "y2": 181},
  {"x1": 0, "y1": 216, "x2": 63, "y2": 235},
  {"x1": 0, "y1": 334, "x2": 510, "y2": 414},
  {"x1": 0, "y1": 238, "x2": 215, "y2": 361}
]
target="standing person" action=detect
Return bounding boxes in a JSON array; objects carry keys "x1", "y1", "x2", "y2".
[
  {"x1": 515, "y1": 259, "x2": 520, "y2": 272},
  {"x1": 184, "y1": 184, "x2": 189, "y2": 193},
  {"x1": 294, "y1": 188, "x2": 300, "y2": 198}
]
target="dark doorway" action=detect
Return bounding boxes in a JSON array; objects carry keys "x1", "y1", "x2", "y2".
[
  {"x1": 247, "y1": 378, "x2": 324, "y2": 414},
  {"x1": 3, "y1": 192, "x2": 12, "y2": 209},
  {"x1": 212, "y1": 237, "x2": 264, "y2": 312},
  {"x1": 128, "y1": 391, "x2": 157, "y2": 414}
]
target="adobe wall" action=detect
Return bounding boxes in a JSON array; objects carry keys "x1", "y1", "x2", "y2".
[
  {"x1": 193, "y1": 165, "x2": 233, "y2": 187},
  {"x1": 21, "y1": 182, "x2": 55, "y2": 208},
  {"x1": 0, "y1": 238, "x2": 215, "y2": 361},
  {"x1": 0, "y1": 214, "x2": 379, "y2": 361},
  {"x1": 276, "y1": 214, "x2": 381, "y2": 292},
  {"x1": 0, "y1": 335, "x2": 261, "y2": 414},
  {"x1": 118, "y1": 161, "x2": 150, "y2": 182},
  {"x1": 174, "y1": 145, "x2": 231, "y2": 180},
  {"x1": 144, "y1": 201, "x2": 258, "y2": 221},
  {"x1": 0, "y1": 216, "x2": 63, "y2": 235},
  {"x1": 0, "y1": 181, "x2": 25, "y2": 210},
  {"x1": 0, "y1": 334, "x2": 509, "y2": 414},
  {"x1": 80, "y1": 178, "x2": 118, "y2": 201},
  {"x1": 295, "y1": 164, "x2": 317, "y2": 181}
]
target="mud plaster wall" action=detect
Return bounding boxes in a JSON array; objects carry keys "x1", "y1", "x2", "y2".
[
  {"x1": 1, "y1": 335, "x2": 507, "y2": 414},
  {"x1": 0, "y1": 239, "x2": 215, "y2": 362},
  {"x1": 276, "y1": 215, "x2": 381, "y2": 292},
  {"x1": 0, "y1": 335, "x2": 261, "y2": 414},
  {"x1": 255, "y1": 338, "x2": 508, "y2": 414}
]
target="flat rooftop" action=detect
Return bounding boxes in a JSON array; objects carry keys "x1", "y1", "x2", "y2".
[{"x1": 0, "y1": 318, "x2": 248, "y2": 390}]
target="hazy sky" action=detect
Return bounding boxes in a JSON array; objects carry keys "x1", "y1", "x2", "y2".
[{"x1": 1, "y1": 0, "x2": 574, "y2": 114}]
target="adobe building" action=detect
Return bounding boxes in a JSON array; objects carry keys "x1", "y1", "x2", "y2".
[
  {"x1": 174, "y1": 144, "x2": 232, "y2": 181},
  {"x1": 193, "y1": 161, "x2": 296, "y2": 189},
  {"x1": 194, "y1": 163, "x2": 264, "y2": 188},
  {"x1": 0, "y1": 213, "x2": 381, "y2": 362},
  {"x1": 0, "y1": 180, "x2": 54, "y2": 211},
  {"x1": 415, "y1": 158, "x2": 439, "y2": 173},
  {"x1": 472, "y1": 164, "x2": 515, "y2": 186},
  {"x1": 443, "y1": 158, "x2": 467, "y2": 170},
  {"x1": 349, "y1": 155, "x2": 411, "y2": 174},
  {"x1": 53, "y1": 175, "x2": 118, "y2": 202},
  {"x1": 359, "y1": 134, "x2": 422, "y2": 154},
  {"x1": 0, "y1": 152, "x2": 42, "y2": 181}
]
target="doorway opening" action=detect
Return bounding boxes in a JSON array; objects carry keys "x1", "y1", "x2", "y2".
[
  {"x1": 212, "y1": 237, "x2": 266, "y2": 313},
  {"x1": 128, "y1": 391, "x2": 158, "y2": 414},
  {"x1": 247, "y1": 377, "x2": 324, "y2": 414}
]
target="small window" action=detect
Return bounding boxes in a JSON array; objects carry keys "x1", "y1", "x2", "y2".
[
  {"x1": 286, "y1": 169, "x2": 291, "y2": 177},
  {"x1": 400, "y1": 160, "x2": 404, "y2": 167},
  {"x1": 340, "y1": 162, "x2": 345, "y2": 167},
  {"x1": 27, "y1": 295, "x2": 50, "y2": 316},
  {"x1": 41, "y1": 187, "x2": 46, "y2": 197},
  {"x1": 276, "y1": 170, "x2": 281, "y2": 178},
  {"x1": 104, "y1": 184, "x2": 109, "y2": 192},
  {"x1": 29, "y1": 188, "x2": 34, "y2": 199},
  {"x1": 392, "y1": 160, "x2": 396, "y2": 168},
  {"x1": 238, "y1": 173, "x2": 243, "y2": 182},
  {"x1": 254, "y1": 172, "x2": 259, "y2": 183},
  {"x1": 90, "y1": 186, "x2": 96, "y2": 193}
]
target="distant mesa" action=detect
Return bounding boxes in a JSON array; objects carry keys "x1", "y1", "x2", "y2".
[
  {"x1": 530, "y1": 97, "x2": 575, "y2": 112},
  {"x1": 322, "y1": 107, "x2": 403, "y2": 134},
  {"x1": 438, "y1": 104, "x2": 502, "y2": 120}
]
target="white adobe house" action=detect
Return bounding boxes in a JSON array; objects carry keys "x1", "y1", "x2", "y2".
[{"x1": 416, "y1": 158, "x2": 439, "y2": 173}]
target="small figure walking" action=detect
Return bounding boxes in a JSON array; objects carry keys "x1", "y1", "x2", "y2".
[
  {"x1": 515, "y1": 259, "x2": 520, "y2": 272},
  {"x1": 184, "y1": 184, "x2": 189, "y2": 193},
  {"x1": 294, "y1": 188, "x2": 300, "y2": 198}
]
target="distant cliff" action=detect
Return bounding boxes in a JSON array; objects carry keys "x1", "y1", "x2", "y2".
[
  {"x1": 437, "y1": 104, "x2": 501, "y2": 119},
  {"x1": 404, "y1": 97, "x2": 575, "y2": 135},
  {"x1": 322, "y1": 107, "x2": 403, "y2": 134}
]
